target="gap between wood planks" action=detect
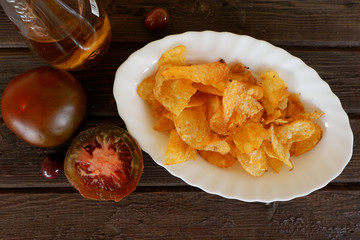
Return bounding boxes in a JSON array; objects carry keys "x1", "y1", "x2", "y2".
[
  {"x1": 1, "y1": 42, "x2": 360, "y2": 56},
  {"x1": 0, "y1": 182, "x2": 359, "y2": 195}
]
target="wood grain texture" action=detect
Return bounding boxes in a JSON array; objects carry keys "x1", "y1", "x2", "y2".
[
  {"x1": 0, "y1": 0, "x2": 359, "y2": 238},
  {"x1": 0, "y1": 188, "x2": 359, "y2": 239},
  {"x1": 1, "y1": 0, "x2": 360, "y2": 47},
  {"x1": 0, "y1": 117, "x2": 358, "y2": 187},
  {"x1": 1, "y1": 47, "x2": 360, "y2": 117}
]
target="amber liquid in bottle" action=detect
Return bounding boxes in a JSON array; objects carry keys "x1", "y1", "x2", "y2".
[{"x1": 22, "y1": 0, "x2": 111, "y2": 71}]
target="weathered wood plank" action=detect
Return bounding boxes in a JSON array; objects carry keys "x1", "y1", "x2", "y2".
[
  {"x1": 0, "y1": 118, "x2": 187, "y2": 188},
  {"x1": 0, "y1": 117, "x2": 358, "y2": 187},
  {"x1": 0, "y1": 0, "x2": 359, "y2": 237},
  {"x1": 0, "y1": 187, "x2": 359, "y2": 239},
  {"x1": 0, "y1": 47, "x2": 360, "y2": 117},
  {"x1": 1, "y1": 0, "x2": 360, "y2": 48}
]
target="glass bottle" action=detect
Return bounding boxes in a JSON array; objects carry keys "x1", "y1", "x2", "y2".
[{"x1": 0, "y1": 0, "x2": 111, "y2": 71}]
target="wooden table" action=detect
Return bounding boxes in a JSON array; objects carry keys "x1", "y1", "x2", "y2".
[{"x1": 0, "y1": 1, "x2": 359, "y2": 239}]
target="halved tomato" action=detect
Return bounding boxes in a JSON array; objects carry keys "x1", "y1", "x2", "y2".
[{"x1": 64, "y1": 124, "x2": 143, "y2": 201}]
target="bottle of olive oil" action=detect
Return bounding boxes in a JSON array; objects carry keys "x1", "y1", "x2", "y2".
[{"x1": 1, "y1": 0, "x2": 111, "y2": 71}]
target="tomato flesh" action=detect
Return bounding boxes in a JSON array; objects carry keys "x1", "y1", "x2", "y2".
[
  {"x1": 65, "y1": 125, "x2": 143, "y2": 201},
  {"x1": 76, "y1": 137, "x2": 131, "y2": 191}
]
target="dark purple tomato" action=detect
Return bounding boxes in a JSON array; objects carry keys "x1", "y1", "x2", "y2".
[
  {"x1": 1, "y1": 66, "x2": 87, "y2": 147},
  {"x1": 42, "y1": 153, "x2": 64, "y2": 179},
  {"x1": 145, "y1": 8, "x2": 170, "y2": 31},
  {"x1": 64, "y1": 125, "x2": 143, "y2": 201}
]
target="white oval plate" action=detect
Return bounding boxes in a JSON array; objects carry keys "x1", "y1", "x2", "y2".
[{"x1": 113, "y1": 31, "x2": 353, "y2": 202}]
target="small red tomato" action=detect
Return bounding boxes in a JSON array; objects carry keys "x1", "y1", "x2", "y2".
[
  {"x1": 42, "y1": 153, "x2": 64, "y2": 179},
  {"x1": 145, "y1": 8, "x2": 170, "y2": 31},
  {"x1": 64, "y1": 125, "x2": 143, "y2": 201},
  {"x1": 1, "y1": 66, "x2": 87, "y2": 147}
]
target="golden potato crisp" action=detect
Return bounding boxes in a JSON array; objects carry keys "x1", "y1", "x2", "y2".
[
  {"x1": 209, "y1": 105, "x2": 230, "y2": 136},
  {"x1": 153, "y1": 115, "x2": 174, "y2": 132},
  {"x1": 193, "y1": 82, "x2": 223, "y2": 96},
  {"x1": 260, "y1": 71, "x2": 287, "y2": 114},
  {"x1": 237, "y1": 148, "x2": 268, "y2": 177},
  {"x1": 173, "y1": 105, "x2": 212, "y2": 149},
  {"x1": 291, "y1": 123, "x2": 323, "y2": 156},
  {"x1": 199, "y1": 150, "x2": 236, "y2": 168},
  {"x1": 137, "y1": 45, "x2": 324, "y2": 177},
  {"x1": 229, "y1": 63, "x2": 257, "y2": 84},
  {"x1": 268, "y1": 157, "x2": 284, "y2": 173},
  {"x1": 223, "y1": 80, "x2": 263, "y2": 122},
  {"x1": 161, "y1": 60, "x2": 230, "y2": 92},
  {"x1": 232, "y1": 122, "x2": 267, "y2": 154},
  {"x1": 285, "y1": 93, "x2": 305, "y2": 118},
  {"x1": 269, "y1": 125, "x2": 293, "y2": 169},
  {"x1": 201, "y1": 135, "x2": 230, "y2": 155},
  {"x1": 187, "y1": 91, "x2": 207, "y2": 108},
  {"x1": 275, "y1": 119, "x2": 316, "y2": 144},
  {"x1": 158, "y1": 45, "x2": 186, "y2": 67},
  {"x1": 165, "y1": 129, "x2": 197, "y2": 165},
  {"x1": 154, "y1": 74, "x2": 197, "y2": 116},
  {"x1": 137, "y1": 76, "x2": 156, "y2": 105}
]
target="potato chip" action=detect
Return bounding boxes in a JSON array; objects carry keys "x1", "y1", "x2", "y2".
[
  {"x1": 269, "y1": 125, "x2": 293, "y2": 169},
  {"x1": 262, "y1": 140, "x2": 278, "y2": 159},
  {"x1": 230, "y1": 63, "x2": 248, "y2": 74},
  {"x1": 246, "y1": 83, "x2": 264, "y2": 100},
  {"x1": 227, "y1": 139, "x2": 241, "y2": 158},
  {"x1": 209, "y1": 105, "x2": 230, "y2": 136},
  {"x1": 260, "y1": 71, "x2": 287, "y2": 113},
  {"x1": 201, "y1": 135, "x2": 230, "y2": 155},
  {"x1": 173, "y1": 105, "x2": 212, "y2": 149},
  {"x1": 285, "y1": 93, "x2": 304, "y2": 118},
  {"x1": 229, "y1": 63, "x2": 257, "y2": 84},
  {"x1": 161, "y1": 60, "x2": 230, "y2": 92},
  {"x1": 222, "y1": 80, "x2": 242, "y2": 122},
  {"x1": 158, "y1": 45, "x2": 186, "y2": 67},
  {"x1": 265, "y1": 109, "x2": 282, "y2": 124},
  {"x1": 237, "y1": 93, "x2": 263, "y2": 119},
  {"x1": 232, "y1": 121, "x2": 268, "y2": 154},
  {"x1": 278, "y1": 92, "x2": 290, "y2": 110},
  {"x1": 227, "y1": 111, "x2": 247, "y2": 133},
  {"x1": 304, "y1": 110, "x2": 324, "y2": 121},
  {"x1": 261, "y1": 98, "x2": 275, "y2": 115},
  {"x1": 153, "y1": 114, "x2": 174, "y2": 132},
  {"x1": 275, "y1": 119, "x2": 316, "y2": 144},
  {"x1": 137, "y1": 76, "x2": 156, "y2": 104},
  {"x1": 137, "y1": 76, "x2": 167, "y2": 118},
  {"x1": 193, "y1": 82, "x2": 223, "y2": 96},
  {"x1": 198, "y1": 150, "x2": 236, "y2": 168},
  {"x1": 237, "y1": 148, "x2": 268, "y2": 177},
  {"x1": 223, "y1": 80, "x2": 263, "y2": 122},
  {"x1": 291, "y1": 123, "x2": 323, "y2": 156},
  {"x1": 186, "y1": 91, "x2": 207, "y2": 108},
  {"x1": 150, "y1": 102, "x2": 168, "y2": 119},
  {"x1": 138, "y1": 45, "x2": 324, "y2": 177},
  {"x1": 165, "y1": 129, "x2": 197, "y2": 165},
  {"x1": 289, "y1": 110, "x2": 324, "y2": 122},
  {"x1": 154, "y1": 46, "x2": 196, "y2": 116},
  {"x1": 205, "y1": 94, "x2": 221, "y2": 121},
  {"x1": 154, "y1": 73, "x2": 197, "y2": 116},
  {"x1": 268, "y1": 157, "x2": 284, "y2": 173},
  {"x1": 250, "y1": 107, "x2": 265, "y2": 123}
]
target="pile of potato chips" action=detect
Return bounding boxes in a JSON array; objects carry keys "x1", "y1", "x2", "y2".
[{"x1": 137, "y1": 45, "x2": 324, "y2": 177}]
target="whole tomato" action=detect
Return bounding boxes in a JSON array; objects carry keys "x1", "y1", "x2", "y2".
[
  {"x1": 1, "y1": 66, "x2": 87, "y2": 147},
  {"x1": 145, "y1": 8, "x2": 170, "y2": 31}
]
